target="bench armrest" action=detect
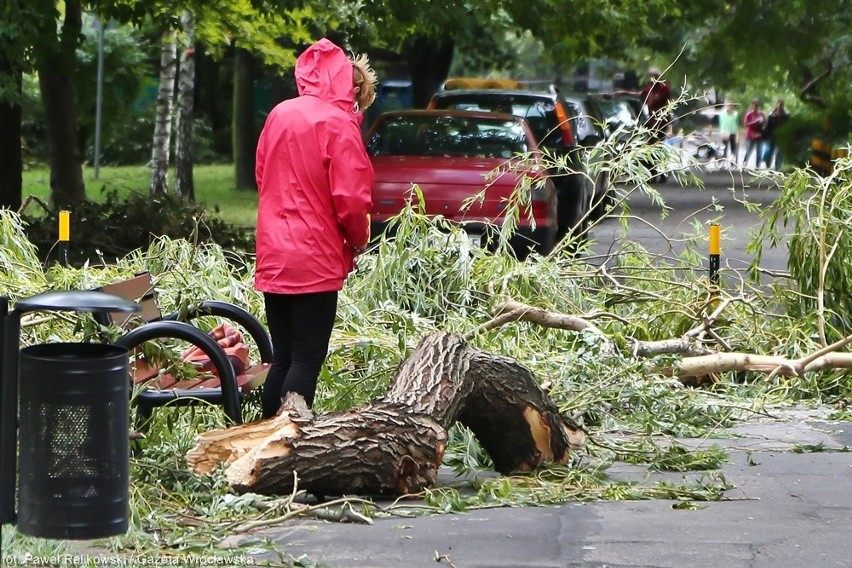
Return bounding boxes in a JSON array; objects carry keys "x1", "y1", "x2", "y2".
[{"x1": 162, "y1": 300, "x2": 273, "y2": 364}]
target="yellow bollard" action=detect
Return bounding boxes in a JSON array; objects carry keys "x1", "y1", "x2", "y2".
[
  {"x1": 58, "y1": 210, "x2": 70, "y2": 266},
  {"x1": 709, "y1": 223, "x2": 720, "y2": 285}
]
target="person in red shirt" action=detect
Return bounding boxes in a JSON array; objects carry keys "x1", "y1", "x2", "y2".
[
  {"x1": 632, "y1": 67, "x2": 672, "y2": 182},
  {"x1": 742, "y1": 99, "x2": 766, "y2": 169},
  {"x1": 639, "y1": 67, "x2": 672, "y2": 141},
  {"x1": 254, "y1": 38, "x2": 377, "y2": 417}
]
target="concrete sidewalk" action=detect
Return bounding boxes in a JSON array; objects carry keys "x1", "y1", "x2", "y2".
[{"x1": 230, "y1": 410, "x2": 852, "y2": 568}]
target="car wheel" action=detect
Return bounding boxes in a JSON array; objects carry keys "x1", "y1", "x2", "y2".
[{"x1": 555, "y1": 176, "x2": 588, "y2": 241}]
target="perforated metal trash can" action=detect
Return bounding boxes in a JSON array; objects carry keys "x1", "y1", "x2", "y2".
[{"x1": 17, "y1": 342, "x2": 129, "y2": 539}]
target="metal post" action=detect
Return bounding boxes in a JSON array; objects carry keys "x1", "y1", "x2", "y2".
[
  {"x1": 709, "y1": 223, "x2": 720, "y2": 284},
  {"x1": 58, "y1": 210, "x2": 70, "y2": 267},
  {"x1": 94, "y1": 18, "x2": 105, "y2": 180},
  {"x1": 1, "y1": 300, "x2": 20, "y2": 524}
]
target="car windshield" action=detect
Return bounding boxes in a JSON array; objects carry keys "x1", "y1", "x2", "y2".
[
  {"x1": 367, "y1": 114, "x2": 530, "y2": 158},
  {"x1": 431, "y1": 95, "x2": 563, "y2": 148}
]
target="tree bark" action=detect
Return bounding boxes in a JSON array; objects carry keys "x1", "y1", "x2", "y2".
[
  {"x1": 187, "y1": 332, "x2": 585, "y2": 496},
  {"x1": 37, "y1": 0, "x2": 85, "y2": 206},
  {"x1": 150, "y1": 29, "x2": 177, "y2": 196},
  {"x1": 174, "y1": 12, "x2": 196, "y2": 202},
  {"x1": 405, "y1": 36, "x2": 454, "y2": 108},
  {"x1": 0, "y1": 59, "x2": 22, "y2": 211},
  {"x1": 233, "y1": 47, "x2": 257, "y2": 191},
  {"x1": 195, "y1": 48, "x2": 227, "y2": 155}
]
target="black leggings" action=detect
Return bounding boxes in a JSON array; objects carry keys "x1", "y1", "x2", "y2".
[
  {"x1": 724, "y1": 133, "x2": 738, "y2": 161},
  {"x1": 262, "y1": 291, "x2": 338, "y2": 417}
]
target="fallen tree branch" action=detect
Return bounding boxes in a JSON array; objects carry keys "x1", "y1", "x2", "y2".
[
  {"x1": 486, "y1": 300, "x2": 617, "y2": 354},
  {"x1": 631, "y1": 337, "x2": 714, "y2": 357},
  {"x1": 665, "y1": 351, "x2": 852, "y2": 380},
  {"x1": 17, "y1": 194, "x2": 52, "y2": 216},
  {"x1": 798, "y1": 332, "x2": 852, "y2": 369},
  {"x1": 464, "y1": 308, "x2": 525, "y2": 341},
  {"x1": 477, "y1": 300, "x2": 852, "y2": 382},
  {"x1": 232, "y1": 495, "x2": 377, "y2": 533},
  {"x1": 484, "y1": 300, "x2": 721, "y2": 357}
]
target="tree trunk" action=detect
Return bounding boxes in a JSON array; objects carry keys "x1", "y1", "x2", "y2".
[
  {"x1": 150, "y1": 29, "x2": 177, "y2": 196},
  {"x1": 38, "y1": 0, "x2": 85, "y2": 206},
  {"x1": 405, "y1": 36, "x2": 454, "y2": 108},
  {"x1": 195, "y1": 48, "x2": 230, "y2": 157},
  {"x1": 187, "y1": 332, "x2": 585, "y2": 496},
  {"x1": 233, "y1": 47, "x2": 256, "y2": 191},
  {"x1": 0, "y1": 59, "x2": 22, "y2": 211},
  {"x1": 174, "y1": 12, "x2": 196, "y2": 202}
]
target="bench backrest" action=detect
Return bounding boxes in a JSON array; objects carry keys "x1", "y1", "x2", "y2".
[{"x1": 96, "y1": 272, "x2": 162, "y2": 328}]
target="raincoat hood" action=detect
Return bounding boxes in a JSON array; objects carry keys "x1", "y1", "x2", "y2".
[{"x1": 295, "y1": 38, "x2": 355, "y2": 114}]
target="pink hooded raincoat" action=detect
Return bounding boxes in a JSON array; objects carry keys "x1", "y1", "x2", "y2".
[{"x1": 254, "y1": 38, "x2": 373, "y2": 294}]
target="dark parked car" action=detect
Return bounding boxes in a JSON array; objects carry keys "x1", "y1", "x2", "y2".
[
  {"x1": 588, "y1": 92, "x2": 640, "y2": 140},
  {"x1": 549, "y1": 90, "x2": 614, "y2": 219},
  {"x1": 365, "y1": 110, "x2": 558, "y2": 258},
  {"x1": 618, "y1": 94, "x2": 650, "y2": 125},
  {"x1": 428, "y1": 88, "x2": 610, "y2": 237}
]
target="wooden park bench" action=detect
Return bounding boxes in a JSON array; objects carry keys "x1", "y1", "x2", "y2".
[{"x1": 95, "y1": 272, "x2": 272, "y2": 427}]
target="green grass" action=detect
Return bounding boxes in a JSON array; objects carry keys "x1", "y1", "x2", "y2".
[{"x1": 22, "y1": 163, "x2": 259, "y2": 226}]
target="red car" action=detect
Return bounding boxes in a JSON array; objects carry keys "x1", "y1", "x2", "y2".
[{"x1": 364, "y1": 110, "x2": 557, "y2": 258}]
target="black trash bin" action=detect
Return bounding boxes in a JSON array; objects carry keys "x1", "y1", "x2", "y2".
[
  {"x1": 1, "y1": 290, "x2": 139, "y2": 535},
  {"x1": 16, "y1": 342, "x2": 130, "y2": 539}
]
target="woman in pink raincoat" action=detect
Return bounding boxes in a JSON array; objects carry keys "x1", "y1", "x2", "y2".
[{"x1": 255, "y1": 38, "x2": 377, "y2": 417}]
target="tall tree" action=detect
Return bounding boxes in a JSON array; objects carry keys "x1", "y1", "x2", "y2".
[
  {"x1": 193, "y1": 3, "x2": 309, "y2": 191},
  {"x1": 0, "y1": 57, "x2": 23, "y2": 212},
  {"x1": 175, "y1": 11, "x2": 196, "y2": 201},
  {"x1": 332, "y1": 0, "x2": 683, "y2": 108},
  {"x1": 0, "y1": 0, "x2": 54, "y2": 210},
  {"x1": 37, "y1": 0, "x2": 86, "y2": 206},
  {"x1": 150, "y1": 29, "x2": 177, "y2": 196},
  {"x1": 233, "y1": 47, "x2": 256, "y2": 191},
  {"x1": 632, "y1": 0, "x2": 852, "y2": 109}
]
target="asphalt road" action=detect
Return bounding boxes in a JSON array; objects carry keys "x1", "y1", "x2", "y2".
[
  {"x1": 589, "y1": 169, "x2": 789, "y2": 279},
  {"x1": 231, "y1": 412, "x2": 852, "y2": 568}
]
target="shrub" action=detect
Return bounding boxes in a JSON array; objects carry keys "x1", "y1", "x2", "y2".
[{"x1": 21, "y1": 189, "x2": 254, "y2": 265}]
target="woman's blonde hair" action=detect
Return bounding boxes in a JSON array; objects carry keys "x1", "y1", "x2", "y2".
[{"x1": 351, "y1": 53, "x2": 378, "y2": 110}]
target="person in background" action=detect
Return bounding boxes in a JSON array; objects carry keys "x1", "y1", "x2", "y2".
[
  {"x1": 742, "y1": 99, "x2": 766, "y2": 169},
  {"x1": 640, "y1": 68, "x2": 672, "y2": 134},
  {"x1": 254, "y1": 38, "x2": 377, "y2": 418},
  {"x1": 617, "y1": 67, "x2": 673, "y2": 183},
  {"x1": 718, "y1": 100, "x2": 740, "y2": 165},
  {"x1": 761, "y1": 99, "x2": 789, "y2": 170}
]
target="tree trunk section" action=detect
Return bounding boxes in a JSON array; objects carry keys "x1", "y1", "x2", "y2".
[
  {"x1": 233, "y1": 47, "x2": 256, "y2": 191},
  {"x1": 0, "y1": 61, "x2": 22, "y2": 211},
  {"x1": 224, "y1": 402, "x2": 446, "y2": 496},
  {"x1": 150, "y1": 29, "x2": 177, "y2": 196},
  {"x1": 187, "y1": 332, "x2": 585, "y2": 496},
  {"x1": 38, "y1": 0, "x2": 85, "y2": 206},
  {"x1": 174, "y1": 12, "x2": 196, "y2": 202},
  {"x1": 405, "y1": 36, "x2": 454, "y2": 108},
  {"x1": 195, "y1": 48, "x2": 227, "y2": 155}
]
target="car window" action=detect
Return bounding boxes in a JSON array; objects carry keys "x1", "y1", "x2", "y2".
[
  {"x1": 561, "y1": 96, "x2": 605, "y2": 141},
  {"x1": 367, "y1": 115, "x2": 530, "y2": 158},
  {"x1": 432, "y1": 94, "x2": 563, "y2": 147},
  {"x1": 596, "y1": 98, "x2": 637, "y2": 128}
]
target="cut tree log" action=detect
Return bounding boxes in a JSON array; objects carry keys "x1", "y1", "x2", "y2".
[{"x1": 186, "y1": 332, "x2": 585, "y2": 496}]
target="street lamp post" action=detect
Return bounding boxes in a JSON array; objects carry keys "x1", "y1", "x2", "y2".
[{"x1": 93, "y1": 17, "x2": 105, "y2": 180}]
